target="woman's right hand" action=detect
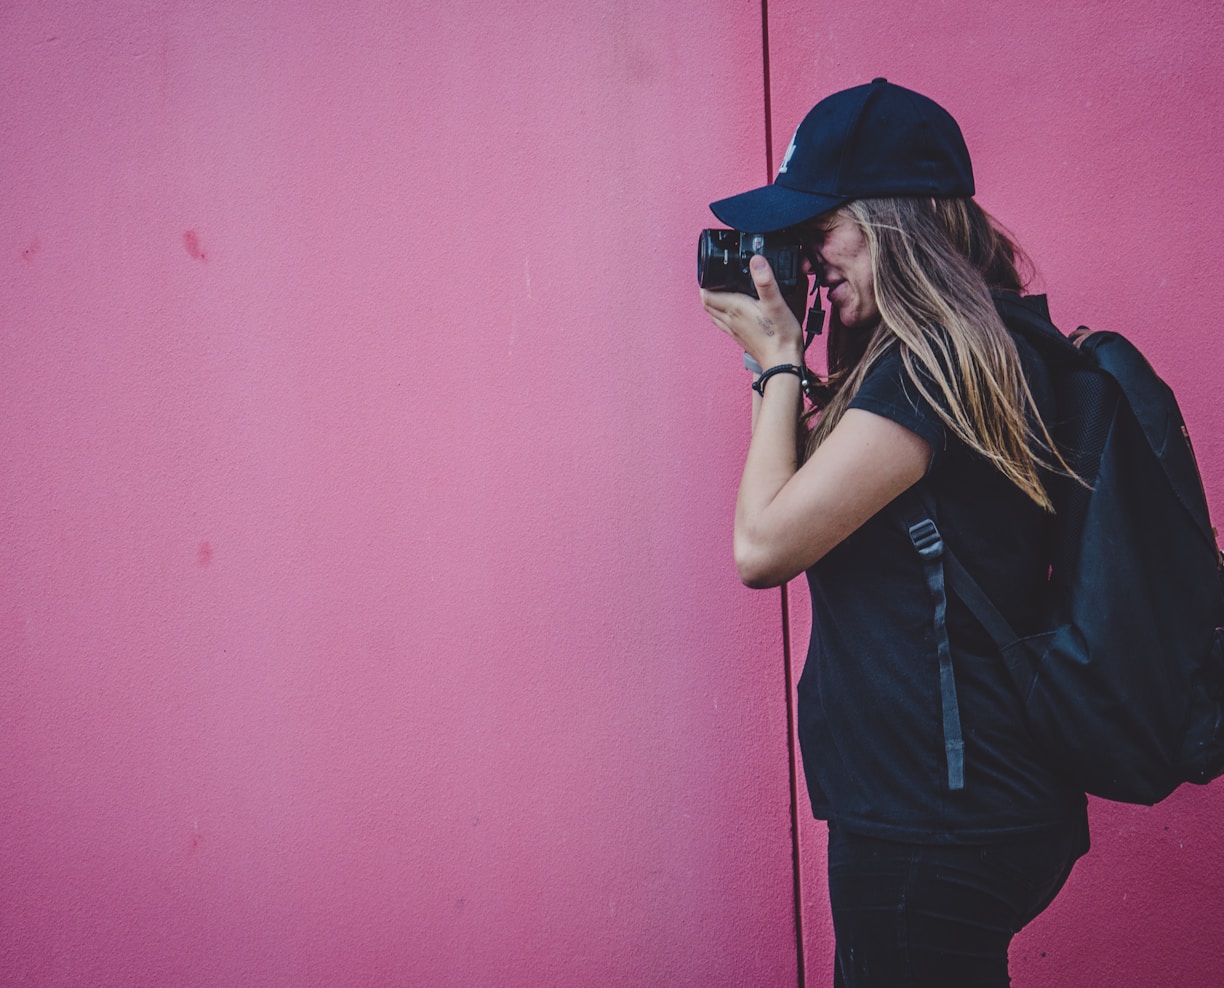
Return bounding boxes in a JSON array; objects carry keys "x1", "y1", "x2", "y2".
[{"x1": 701, "y1": 254, "x2": 806, "y2": 371}]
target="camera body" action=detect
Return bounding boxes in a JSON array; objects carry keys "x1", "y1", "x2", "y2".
[{"x1": 697, "y1": 228, "x2": 804, "y2": 297}]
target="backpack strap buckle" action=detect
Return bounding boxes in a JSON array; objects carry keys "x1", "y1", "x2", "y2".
[{"x1": 908, "y1": 518, "x2": 943, "y2": 560}]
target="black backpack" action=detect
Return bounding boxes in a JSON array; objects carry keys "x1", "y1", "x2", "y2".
[{"x1": 906, "y1": 291, "x2": 1224, "y2": 805}]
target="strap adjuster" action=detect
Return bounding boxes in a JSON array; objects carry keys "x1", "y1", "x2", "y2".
[{"x1": 908, "y1": 518, "x2": 943, "y2": 560}]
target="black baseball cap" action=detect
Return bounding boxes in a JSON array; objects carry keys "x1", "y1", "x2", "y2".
[{"x1": 709, "y1": 78, "x2": 975, "y2": 233}]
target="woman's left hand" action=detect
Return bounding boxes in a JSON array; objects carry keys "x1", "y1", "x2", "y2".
[{"x1": 701, "y1": 254, "x2": 806, "y2": 369}]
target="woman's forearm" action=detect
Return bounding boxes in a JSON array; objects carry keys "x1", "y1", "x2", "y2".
[{"x1": 735, "y1": 370, "x2": 804, "y2": 584}]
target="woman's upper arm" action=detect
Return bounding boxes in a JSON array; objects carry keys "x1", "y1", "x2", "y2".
[{"x1": 734, "y1": 408, "x2": 933, "y2": 587}]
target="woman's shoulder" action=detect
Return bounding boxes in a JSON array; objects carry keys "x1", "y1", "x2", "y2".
[
  {"x1": 1008, "y1": 324, "x2": 1057, "y2": 421},
  {"x1": 848, "y1": 342, "x2": 946, "y2": 452}
]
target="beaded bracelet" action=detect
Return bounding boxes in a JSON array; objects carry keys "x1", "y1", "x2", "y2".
[{"x1": 752, "y1": 363, "x2": 809, "y2": 396}]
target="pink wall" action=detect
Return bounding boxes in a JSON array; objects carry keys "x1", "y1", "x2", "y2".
[
  {"x1": 2, "y1": 2, "x2": 1222, "y2": 986},
  {"x1": 767, "y1": 1, "x2": 1224, "y2": 984},
  {"x1": 1, "y1": 2, "x2": 796, "y2": 984}
]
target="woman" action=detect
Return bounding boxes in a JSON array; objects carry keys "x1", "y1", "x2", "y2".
[{"x1": 701, "y1": 79, "x2": 1088, "y2": 986}]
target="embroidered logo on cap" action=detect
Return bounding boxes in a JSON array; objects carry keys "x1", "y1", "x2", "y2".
[{"x1": 777, "y1": 129, "x2": 799, "y2": 175}]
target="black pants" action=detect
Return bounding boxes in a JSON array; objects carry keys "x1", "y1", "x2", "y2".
[{"x1": 827, "y1": 815, "x2": 1087, "y2": 987}]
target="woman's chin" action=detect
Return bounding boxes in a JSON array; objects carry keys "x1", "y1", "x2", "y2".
[{"x1": 837, "y1": 305, "x2": 881, "y2": 333}]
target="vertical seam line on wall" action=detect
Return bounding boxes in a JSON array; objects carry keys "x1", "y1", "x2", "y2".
[
  {"x1": 762, "y1": 4, "x2": 807, "y2": 986},
  {"x1": 779, "y1": 581, "x2": 806, "y2": 988},
  {"x1": 761, "y1": 0, "x2": 775, "y2": 174}
]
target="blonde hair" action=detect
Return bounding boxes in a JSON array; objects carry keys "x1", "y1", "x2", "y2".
[{"x1": 804, "y1": 197, "x2": 1061, "y2": 509}]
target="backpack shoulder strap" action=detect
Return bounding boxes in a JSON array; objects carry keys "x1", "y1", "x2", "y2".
[
  {"x1": 903, "y1": 486, "x2": 1022, "y2": 651},
  {"x1": 991, "y1": 290, "x2": 1080, "y2": 361},
  {"x1": 901, "y1": 490, "x2": 965, "y2": 792}
]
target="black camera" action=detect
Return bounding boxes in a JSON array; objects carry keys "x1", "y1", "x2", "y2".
[{"x1": 697, "y1": 228, "x2": 804, "y2": 297}]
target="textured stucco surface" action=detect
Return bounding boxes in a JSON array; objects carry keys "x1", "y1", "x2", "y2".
[
  {"x1": 1, "y1": 2, "x2": 796, "y2": 985},
  {"x1": 768, "y1": 1, "x2": 1224, "y2": 984},
  {"x1": 2, "y1": 2, "x2": 1222, "y2": 986}
]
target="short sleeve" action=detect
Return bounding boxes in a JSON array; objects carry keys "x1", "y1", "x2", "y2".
[{"x1": 847, "y1": 346, "x2": 948, "y2": 457}]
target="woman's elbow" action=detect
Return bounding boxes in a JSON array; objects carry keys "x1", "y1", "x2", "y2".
[{"x1": 733, "y1": 537, "x2": 793, "y2": 589}]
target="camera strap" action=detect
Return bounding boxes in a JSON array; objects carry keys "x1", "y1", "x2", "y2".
[{"x1": 804, "y1": 303, "x2": 825, "y2": 349}]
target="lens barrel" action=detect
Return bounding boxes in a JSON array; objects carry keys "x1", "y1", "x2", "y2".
[{"x1": 697, "y1": 228, "x2": 801, "y2": 297}]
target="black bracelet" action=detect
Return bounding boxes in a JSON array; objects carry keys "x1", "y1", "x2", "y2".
[{"x1": 752, "y1": 363, "x2": 808, "y2": 396}]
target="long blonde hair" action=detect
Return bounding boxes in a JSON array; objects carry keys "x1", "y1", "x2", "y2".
[{"x1": 804, "y1": 197, "x2": 1061, "y2": 509}]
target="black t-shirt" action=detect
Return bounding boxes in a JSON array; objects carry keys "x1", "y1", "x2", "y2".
[{"x1": 796, "y1": 333, "x2": 1087, "y2": 843}]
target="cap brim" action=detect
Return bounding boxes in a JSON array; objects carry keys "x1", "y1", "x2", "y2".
[{"x1": 709, "y1": 182, "x2": 846, "y2": 233}]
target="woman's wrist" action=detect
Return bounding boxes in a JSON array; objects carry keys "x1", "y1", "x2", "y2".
[
  {"x1": 756, "y1": 344, "x2": 805, "y2": 370},
  {"x1": 752, "y1": 362, "x2": 809, "y2": 397},
  {"x1": 745, "y1": 345, "x2": 804, "y2": 372}
]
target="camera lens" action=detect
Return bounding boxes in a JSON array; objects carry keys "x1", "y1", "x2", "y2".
[
  {"x1": 697, "y1": 228, "x2": 802, "y2": 297},
  {"x1": 697, "y1": 229, "x2": 734, "y2": 291}
]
